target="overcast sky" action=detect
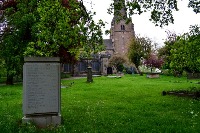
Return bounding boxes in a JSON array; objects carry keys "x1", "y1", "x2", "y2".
[{"x1": 84, "y1": 0, "x2": 200, "y2": 47}]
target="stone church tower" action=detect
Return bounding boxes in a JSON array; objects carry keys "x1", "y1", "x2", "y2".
[
  {"x1": 100, "y1": 0, "x2": 135, "y2": 75},
  {"x1": 110, "y1": 0, "x2": 135, "y2": 58}
]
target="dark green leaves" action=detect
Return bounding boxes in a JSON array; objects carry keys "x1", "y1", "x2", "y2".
[
  {"x1": 128, "y1": 35, "x2": 153, "y2": 70},
  {"x1": 109, "y1": 0, "x2": 183, "y2": 27},
  {"x1": 168, "y1": 25, "x2": 200, "y2": 73},
  {"x1": 188, "y1": 0, "x2": 200, "y2": 13},
  {"x1": 0, "y1": 0, "x2": 105, "y2": 83}
]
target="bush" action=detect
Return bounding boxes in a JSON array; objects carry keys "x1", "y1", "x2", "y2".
[
  {"x1": 124, "y1": 66, "x2": 137, "y2": 74},
  {"x1": 125, "y1": 67, "x2": 132, "y2": 74},
  {"x1": 161, "y1": 69, "x2": 174, "y2": 76},
  {"x1": 108, "y1": 56, "x2": 126, "y2": 72},
  {"x1": 61, "y1": 73, "x2": 71, "y2": 79},
  {"x1": 118, "y1": 64, "x2": 124, "y2": 72}
]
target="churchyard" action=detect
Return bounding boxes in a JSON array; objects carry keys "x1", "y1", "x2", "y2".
[
  {"x1": 0, "y1": 74, "x2": 200, "y2": 132},
  {"x1": 1, "y1": 0, "x2": 200, "y2": 132}
]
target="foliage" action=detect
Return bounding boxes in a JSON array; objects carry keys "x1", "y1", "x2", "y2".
[
  {"x1": 158, "y1": 31, "x2": 177, "y2": 70},
  {"x1": 0, "y1": 0, "x2": 34, "y2": 84},
  {"x1": 169, "y1": 35, "x2": 187, "y2": 75},
  {"x1": 170, "y1": 25, "x2": 200, "y2": 74},
  {"x1": 1, "y1": 75, "x2": 200, "y2": 132},
  {"x1": 0, "y1": 0, "x2": 104, "y2": 84},
  {"x1": 80, "y1": 19, "x2": 105, "y2": 58},
  {"x1": 127, "y1": 35, "x2": 152, "y2": 73},
  {"x1": 0, "y1": 58, "x2": 6, "y2": 78},
  {"x1": 188, "y1": 0, "x2": 200, "y2": 13},
  {"x1": 159, "y1": 25, "x2": 200, "y2": 76},
  {"x1": 109, "y1": 0, "x2": 199, "y2": 27},
  {"x1": 108, "y1": 55, "x2": 126, "y2": 72},
  {"x1": 144, "y1": 53, "x2": 164, "y2": 73},
  {"x1": 23, "y1": 0, "x2": 104, "y2": 57}
]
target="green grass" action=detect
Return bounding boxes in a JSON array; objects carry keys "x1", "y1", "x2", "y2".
[{"x1": 0, "y1": 75, "x2": 200, "y2": 132}]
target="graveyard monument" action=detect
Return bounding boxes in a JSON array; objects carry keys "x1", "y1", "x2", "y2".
[{"x1": 22, "y1": 57, "x2": 61, "y2": 128}]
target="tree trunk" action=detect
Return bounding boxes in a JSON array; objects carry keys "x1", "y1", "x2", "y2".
[
  {"x1": 71, "y1": 62, "x2": 75, "y2": 76},
  {"x1": 6, "y1": 74, "x2": 14, "y2": 85},
  {"x1": 136, "y1": 66, "x2": 143, "y2": 76}
]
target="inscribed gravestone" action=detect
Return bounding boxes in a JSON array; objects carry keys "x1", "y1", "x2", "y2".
[{"x1": 22, "y1": 57, "x2": 61, "y2": 127}]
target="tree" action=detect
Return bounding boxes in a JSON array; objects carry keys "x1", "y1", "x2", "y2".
[
  {"x1": 0, "y1": 0, "x2": 28, "y2": 84},
  {"x1": 144, "y1": 53, "x2": 164, "y2": 73},
  {"x1": 108, "y1": 55, "x2": 126, "y2": 72},
  {"x1": 109, "y1": 0, "x2": 200, "y2": 27},
  {"x1": 0, "y1": 0, "x2": 104, "y2": 84},
  {"x1": 127, "y1": 35, "x2": 152, "y2": 74},
  {"x1": 157, "y1": 31, "x2": 177, "y2": 70},
  {"x1": 158, "y1": 25, "x2": 200, "y2": 76},
  {"x1": 170, "y1": 25, "x2": 200, "y2": 74},
  {"x1": 24, "y1": 0, "x2": 104, "y2": 57},
  {"x1": 0, "y1": 57, "x2": 6, "y2": 78}
]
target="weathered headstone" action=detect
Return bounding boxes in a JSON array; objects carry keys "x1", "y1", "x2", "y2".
[
  {"x1": 87, "y1": 67, "x2": 93, "y2": 82},
  {"x1": 22, "y1": 57, "x2": 61, "y2": 128}
]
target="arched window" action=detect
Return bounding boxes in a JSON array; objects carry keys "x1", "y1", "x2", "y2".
[
  {"x1": 121, "y1": 25, "x2": 125, "y2": 30},
  {"x1": 64, "y1": 63, "x2": 72, "y2": 73}
]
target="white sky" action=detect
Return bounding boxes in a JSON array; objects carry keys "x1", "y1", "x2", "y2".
[{"x1": 84, "y1": 0, "x2": 200, "y2": 47}]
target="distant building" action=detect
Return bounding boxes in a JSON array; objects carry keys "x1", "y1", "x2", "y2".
[
  {"x1": 110, "y1": 0, "x2": 135, "y2": 57},
  {"x1": 63, "y1": 0, "x2": 135, "y2": 76}
]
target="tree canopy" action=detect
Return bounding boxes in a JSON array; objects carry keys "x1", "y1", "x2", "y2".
[
  {"x1": 170, "y1": 25, "x2": 200, "y2": 74},
  {"x1": 157, "y1": 31, "x2": 177, "y2": 70},
  {"x1": 0, "y1": 0, "x2": 104, "y2": 84},
  {"x1": 158, "y1": 25, "x2": 200, "y2": 76},
  {"x1": 109, "y1": 0, "x2": 200, "y2": 27},
  {"x1": 127, "y1": 35, "x2": 153, "y2": 74}
]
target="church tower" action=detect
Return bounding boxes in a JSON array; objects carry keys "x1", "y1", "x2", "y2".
[{"x1": 110, "y1": 0, "x2": 135, "y2": 58}]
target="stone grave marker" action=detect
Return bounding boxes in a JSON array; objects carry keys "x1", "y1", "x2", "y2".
[
  {"x1": 87, "y1": 67, "x2": 93, "y2": 82},
  {"x1": 22, "y1": 57, "x2": 61, "y2": 128}
]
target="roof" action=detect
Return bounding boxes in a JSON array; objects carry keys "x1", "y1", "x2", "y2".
[{"x1": 103, "y1": 39, "x2": 113, "y2": 50}]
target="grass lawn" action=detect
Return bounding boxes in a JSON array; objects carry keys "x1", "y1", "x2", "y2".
[{"x1": 0, "y1": 74, "x2": 200, "y2": 132}]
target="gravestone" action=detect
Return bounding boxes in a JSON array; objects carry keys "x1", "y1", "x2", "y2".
[
  {"x1": 87, "y1": 67, "x2": 93, "y2": 82},
  {"x1": 22, "y1": 57, "x2": 61, "y2": 128},
  {"x1": 146, "y1": 73, "x2": 160, "y2": 78}
]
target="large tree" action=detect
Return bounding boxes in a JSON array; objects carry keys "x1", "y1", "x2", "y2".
[
  {"x1": 0, "y1": 0, "x2": 104, "y2": 84},
  {"x1": 24, "y1": 0, "x2": 104, "y2": 57},
  {"x1": 127, "y1": 35, "x2": 152, "y2": 74},
  {"x1": 170, "y1": 25, "x2": 200, "y2": 74},
  {"x1": 0, "y1": 0, "x2": 28, "y2": 84},
  {"x1": 158, "y1": 25, "x2": 200, "y2": 76}
]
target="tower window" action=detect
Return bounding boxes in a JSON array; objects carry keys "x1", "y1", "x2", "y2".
[{"x1": 121, "y1": 25, "x2": 125, "y2": 31}]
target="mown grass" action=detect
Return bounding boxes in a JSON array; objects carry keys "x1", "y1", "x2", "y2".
[{"x1": 0, "y1": 75, "x2": 200, "y2": 132}]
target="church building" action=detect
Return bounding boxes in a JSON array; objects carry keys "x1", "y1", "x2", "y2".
[{"x1": 63, "y1": 0, "x2": 135, "y2": 76}]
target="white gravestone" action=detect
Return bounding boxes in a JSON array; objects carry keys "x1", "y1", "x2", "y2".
[{"x1": 22, "y1": 57, "x2": 61, "y2": 128}]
